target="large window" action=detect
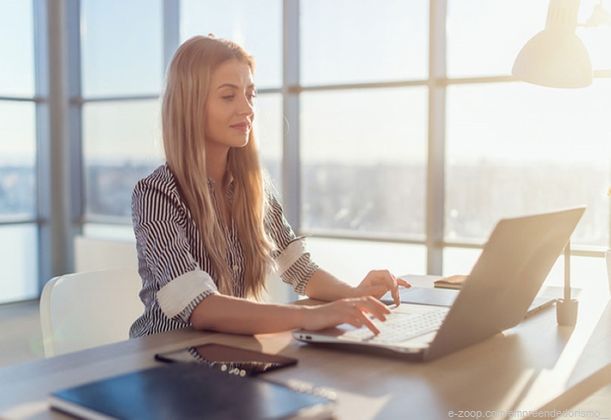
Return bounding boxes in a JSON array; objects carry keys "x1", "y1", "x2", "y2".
[
  {"x1": 77, "y1": 0, "x2": 611, "y2": 286},
  {"x1": 80, "y1": 0, "x2": 164, "y2": 234},
  {"x1": 301, "y1": 88, "x2": 427, "y2": 237},
  {"x1": 0, "y1": 0, "x2": 39, "y2": 303},
  {"x1": 446, "y1": 81, "x2": 611, "y2": 247},
  {"x1": 181, "y1": 0, "x2": 283, "y2": 190},
  {"x1": 4, "y1": 1, "x2": 609, "y2": 303},
  {"x1": 443, "y1": 0, "x2": 611, "y2": 279}
]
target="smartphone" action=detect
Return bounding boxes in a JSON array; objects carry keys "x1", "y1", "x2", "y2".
[{"x1": 155, "y1": 343, "x2": 298, "y2": 376}]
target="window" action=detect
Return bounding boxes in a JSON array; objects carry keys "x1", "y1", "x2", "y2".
[
  {"x1": 308, "y1": 238, "x2": 426, "y2": 285},
  {"x1": 447, "y1": 0, "x2": 548, "y2": 77},
  {"x1": 0, "y1": 0, "x2": 38, "y2": 303},
  {"x1": 446, "y1": 81, "x2": 611, "y2": 247},
  {"x1": 444, "y1": 0, "x2": 611, "y2": 283},
  {"x1": 80, "y1": 0, "x2": 164, "y2": 229},
  {"x1": 180, "y1": 0, "x2": 283, "y2": 189},
  {"x1": 83, "y1": 100, "x2": 162, "y2": 219},
  {"x1": 0, "y1": 102, "x2": 36, "y2": 218},
  {"x1": 252, "y1": 93, "x2": 283, "y2": 189},
  {"x1": 301, "y1": 88, "x2": 427, "y2": 237},
  {"x1": 80, "y1": 0, "x2": 163, "y2": 97},
  {"x1": 180, "y1": 0, "x2": 282, "y2": 89},
  {"x1": 301, "y1": 0, "x2": 428, "y2": 84},
  {"x1": 0, "y1": 0, "x2": 35, "y2": 96},
  {"x1": 7, "y1": 1, "x2": 608, "y2": 304}
]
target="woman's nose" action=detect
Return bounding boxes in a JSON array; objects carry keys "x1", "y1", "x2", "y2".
[{"x1": 238, "y1": 95, "x2": 254, "y2": 116}]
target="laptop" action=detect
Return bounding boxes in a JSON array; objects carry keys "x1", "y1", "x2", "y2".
[{"x1": 293, "y1": 207, "x2": 585, "y2": 362}]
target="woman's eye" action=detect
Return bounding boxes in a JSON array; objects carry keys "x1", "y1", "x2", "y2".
[{"x1": 222, "y1": 95, "x2": 235, "y2": 100}]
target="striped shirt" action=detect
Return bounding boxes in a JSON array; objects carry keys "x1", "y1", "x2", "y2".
[{"x1": 129, "y1": 164, "x2": 319, "y2": 338}]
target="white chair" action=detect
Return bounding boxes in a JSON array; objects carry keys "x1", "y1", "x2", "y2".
[{"x1": 40, "y1": 269, "x2": 144, "y2": 357}]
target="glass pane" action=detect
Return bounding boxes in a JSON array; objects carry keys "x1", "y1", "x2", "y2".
[
  {"x1": 447, "y1": 0, "x2": 548, "y2": 77},
  {"x1": 0, "y1": 224, "x2": 38, "y2": 304},
  {"x1": 301, "y1": 88, "x2": 427, "y2": 236},
  {"x1": 0, "y1": 101, "x2": 36, "y2": 216},
  {"x1": 443, "y1": 247, "x2": 481, "y2": 276},
  {"x1": 446, "y1": 80, "x2": 611, "y2": 247},
  {"x1": 180, "y1": 0, "x2": 281, "y2": 88},
  {"x1": 308, "y1": 238, "x2": 426, "y2": 286},
  {"x1": 301, "y1": 0, "x2": 428, "y2": 85},
  {"x1": 544, "y1": 254, "x2": 608, "y2": 289},
  {"x1": 83, "y1": 100, "x2": 163, "y2": 218},
  {"x1": 81, "y1": 0, "x2": 163, "y2": 97},
  {"x1": 254, "y1": 93, "x2": 282, "y2": 193},
  {"x1": 0, "y1": 0, "x2": 34, "y2": 96}
]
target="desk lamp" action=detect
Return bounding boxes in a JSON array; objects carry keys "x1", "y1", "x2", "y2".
[
  {"x1": 557, "y1": 241, "x2": 578, "y2": 326},
  {"x1": 512, "y1": 0, "x2": 611, "y2": 325},
  {"x1": 512, "y1": 0, "x2": 592, "y2": 88}
]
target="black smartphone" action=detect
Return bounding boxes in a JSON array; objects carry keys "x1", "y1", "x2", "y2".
[{"x1": 155, "y1": 343, "x2": 298, "y2": 376}]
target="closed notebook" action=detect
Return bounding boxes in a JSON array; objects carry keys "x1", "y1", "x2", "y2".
[{"x1": 50, "y1": 363, "x2": 335, "y2": 420}]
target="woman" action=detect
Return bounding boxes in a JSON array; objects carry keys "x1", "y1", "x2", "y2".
[{"x1": 130, "y1": 36, "x2": 409, "y2": 339}]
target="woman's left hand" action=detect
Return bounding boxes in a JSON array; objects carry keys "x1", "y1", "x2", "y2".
[{"x1": 352, "y1": 270, "x2": 411, "y2": 306}]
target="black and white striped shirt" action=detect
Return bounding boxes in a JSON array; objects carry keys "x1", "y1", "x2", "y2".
[{"x1": 129, "y1": 164, "x2": 319, "y2": 338}]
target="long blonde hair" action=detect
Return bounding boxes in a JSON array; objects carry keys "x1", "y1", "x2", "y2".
[{"x1": 162, "y1": 36, "x2": 274, "y2": 298}]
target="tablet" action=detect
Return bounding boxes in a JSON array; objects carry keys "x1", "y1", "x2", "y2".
[{"x1": 155, "y1": 343, "x2": 298, "y2": 376}]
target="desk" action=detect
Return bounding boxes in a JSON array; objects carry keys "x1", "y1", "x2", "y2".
[{"x1": 0, "y1": 277, "x2": 610, "y2": 419}]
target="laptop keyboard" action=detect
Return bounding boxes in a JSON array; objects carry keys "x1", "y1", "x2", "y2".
[{"x1": 343, "y1": 307, "x2": 449, "y2": 343}]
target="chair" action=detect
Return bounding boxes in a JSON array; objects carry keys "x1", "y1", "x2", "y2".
[{"x1": 40, "y1": 269, "x2": 144, "y2": 357}]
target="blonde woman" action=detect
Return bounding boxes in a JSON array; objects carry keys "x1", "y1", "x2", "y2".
[{"x1": 130, "y1": 36, "x2": 409, "y2": 338}]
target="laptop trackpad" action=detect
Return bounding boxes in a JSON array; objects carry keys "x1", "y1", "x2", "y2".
[{"x1": 381, "y1": 287, "x2": 458, "y2": 307}]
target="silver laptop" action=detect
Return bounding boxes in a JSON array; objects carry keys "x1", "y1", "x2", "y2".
[{"x1": 293, "y1": 207, "x2": 585, "y2": 361}]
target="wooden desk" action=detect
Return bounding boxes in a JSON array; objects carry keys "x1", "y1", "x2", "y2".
[{"x1": 1, "y1": 278, "x2": 609, "y2": 419}]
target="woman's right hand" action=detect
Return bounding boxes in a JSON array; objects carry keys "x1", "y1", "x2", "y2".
[{"x1": 301, "y1": 296, "x2": 391, "y2": 335}]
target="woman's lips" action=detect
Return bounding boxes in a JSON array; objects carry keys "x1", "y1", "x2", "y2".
[{"x1": 230, "y1": 123, "x2": 250, "y2": 133}]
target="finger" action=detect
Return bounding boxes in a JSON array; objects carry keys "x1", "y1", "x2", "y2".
[
  {"x1": 397, "y1": 278, "x2": 411, "y2": 288},
  {"x1": 382, "y1": 272, "x2": 400, "y2": 306},
  {"x1": 358, "y1": 284, "x2": 388, "y2": 298},
  {"x1": 358, "y1": 311, "x2": 380, "y2": 335},
  {"x1": 392, "y1": 281, "x2": 400, "y2": 307},
  {"x1": 372, "y1": 270, "x2": 397, "y2": 291},
  {"x1": 356, "y1": 298, "x2": 390, "y2": 320},
  {"x1": 348, "y1": 317, "x2": 363, "y2": 329}
]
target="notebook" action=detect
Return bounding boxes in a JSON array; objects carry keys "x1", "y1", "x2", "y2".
[{"x1": 50, "y1": 363, "x2": 335, "y2": 419}]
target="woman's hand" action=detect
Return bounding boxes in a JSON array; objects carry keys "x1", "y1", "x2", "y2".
[
  {"x1": 353, "y1": 270, "x2": 411, "y2": 306},
  {"x1": 302, "y1": 296, "x2": 391, "y2": 335}
]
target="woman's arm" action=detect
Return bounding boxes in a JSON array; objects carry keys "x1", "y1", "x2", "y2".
[
  {"x1": 190, "y1": 293, "x2": 391, "y2": 335},
  {"x1": 303, "y1": 269, "x2": 359, "y2": 301},
  {"x1": 305, "y1": 268, "x2": 410, "y2": 305}
]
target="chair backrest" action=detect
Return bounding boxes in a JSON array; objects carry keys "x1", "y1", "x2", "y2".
[{"x1": 40, "y1": 269, "x2": 144, "y2": 357}]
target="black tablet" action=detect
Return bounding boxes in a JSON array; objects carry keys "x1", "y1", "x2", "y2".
[{"x1": 155, "y1": 343, "x2": 298, "y2": 376}]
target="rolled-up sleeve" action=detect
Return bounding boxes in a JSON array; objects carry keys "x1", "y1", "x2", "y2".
[
  {"x1": 265, "y1": 188, "x2": 319, "y2": 295},
  {"x1": 132, "y1": 180, "x2": 218, "y2": 323}
]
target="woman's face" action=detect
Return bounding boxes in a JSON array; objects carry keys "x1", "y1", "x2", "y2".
[{"x1": 205, "y1": 58, "x2": 256, "y2": 150}]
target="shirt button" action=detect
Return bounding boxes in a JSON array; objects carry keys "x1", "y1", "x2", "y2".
[{"x1": 232, "y1": 264, "x2": 239, "y2": 272}]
